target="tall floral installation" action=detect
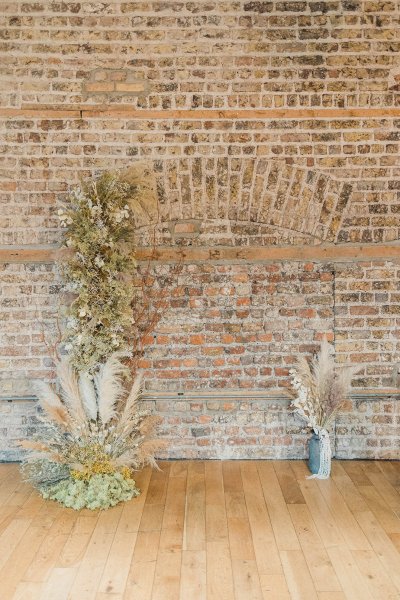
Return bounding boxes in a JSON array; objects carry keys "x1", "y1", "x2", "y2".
[
  {"x1": 290, "y1": 338, "x2": 355, "y2": 479},
  {"x1": 20, "y1": 171, "x2": 164, "y2": 510}
]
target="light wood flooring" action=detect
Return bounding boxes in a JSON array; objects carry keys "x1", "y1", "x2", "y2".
[{"x1": 1, "y1": 460, "x2": 400, "y2": 599}]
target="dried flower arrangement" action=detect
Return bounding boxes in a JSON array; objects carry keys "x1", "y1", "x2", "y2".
[
  {"x1": 20, "y1": 168, "x2": 170, "y2": 509},
  {"x1": 290, "y1": 338, "x2": 355, "y2": 478},
  {"x1": 58, "y1": 172, "x2": 137, "y2": 373},
  {"x1": 20, "y1": 353, "x2": 163, "y2": 510}
]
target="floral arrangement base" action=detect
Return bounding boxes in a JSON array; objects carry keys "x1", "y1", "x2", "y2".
[{"x1": 39, "y1": 472, "x2": 140, "y2": 511}]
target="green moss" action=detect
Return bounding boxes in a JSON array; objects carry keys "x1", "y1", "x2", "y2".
[{"x1": 39, "y1": 472, "x2": 140, "y2": 510}]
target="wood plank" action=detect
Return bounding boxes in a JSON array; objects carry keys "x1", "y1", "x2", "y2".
[
  {"x1": 258, "y1": 462, "x2": 301, "y2": 551},
  {"x1": 0, "y1": 461, "x2": 399, "y2": 599},
  {"x1": 81, "y1": 107, "x2": 400, "y2": 119},
  {"x1": 179, "y1": 550, "x2": 206, "y2": 600},
  {"x1": 290, "y1": 459, "x2": 314, "y2": 481},
  {"x1": 206, "y1": 541, "x2": 235, "y2": 600},
  {"x1": 22, "y1": 510, "x2": 77, "y2": 582},
  {"x1": 205, "y1": 461, "x2": 229, "y2": 544},
  {"x1": 124, "y1": 467, "x2": 170, "y2": 600},
  {"x1": 330, "y1": 463, "x2": 369, "y2": 513},
  {"x1": 280, "y1": 550, "x2": 319, "y2": 600},
  {"x1": 10, "y1": 104, "x2": 400, "y2": 117},
  {"x1": 124, "y1": 560, "x2": 156, "y2": 600},
  {"x1": 151, "y1": 551, "x2": 181, "y2": 600},
  {"x1": 145, "y1": 463, "x2": 170, "y2": 506},
  {"x1": 352, "y1": 549, "x2": 399, "y2": 600},
  {"x1": 298, "y1": 479, "x2": 344, "y2": 548},
  {"x1": 15, "y1": 491, "x2": 44, "y2": 520},
  {"x1": 158, "y1": 464, "x2": 186, "y2": 554},
  {"x1": 274, "y1": 461, "x2": 306, "y2": 505},
  {"x1": 288, "y1": 504, "x2": 342, "y2": 593},
  {"x1": 205, "y1": 463, "x2": 235, "y2": 600},
  {"x1": 183, "y1": 461, "x2": 205, "y2": 553},
  {"x1": 326, "y1": 545, "x2": 375, "y2": 600},
  {"x1": 97, "y1": 531, "x2": 137, "y2": 595},
  {"x1": 231, "y1": 559, "x2": 264, "y2": 600},
  {"x1": 128, "y1": 463, "x2": 177, "y2": 600},
  {"x1": 0, "y1": 518, "x2": 32, "y2": 571},
  {"x1": 376, "y1": 461, "x2": 400, "y2": 487},
  {"x1": 354, "y1": 510, "x2": 400, "y2": 592},
  {"x1": 340, "y1": 461, "x2": 372, "y2": 487},
  {"x1": 39, "y1": 567, "x2": 78, "y2": 600},
  {"x1": 0, "y1": 525, "x2": 49, "y2": 599},
  {"x1": 389, "y1": 532, "x2": 400, "y2": 554},
  {"x1": 0, "y1": 108, "x2": 81, "y2": 118},
  {"x1": 358, "y1": 485, "x2": 400, "y2": 534},
  {"x1": 316, "y1": 479, "x2": 371, "y2": 550},
  {"x1": 169, "y1": 461, "x2": 188, "y2": 478},
  {"x1": 240, "y1": 462, "x2": 290, "y2": 599},
  {"x1": 2, "y1": 242, "x2": 400, "y2": 265},
  {"x1": 68, "y1": 506, "x2": 123, "y2": 600},
  {"x1": 361, "y1": 469, "x2": 400, "y2": 512},
  {"x1": 13, "y1": 582, "x2": 42, "y2": 600},
  {"x1": 117, "y1": 466, "x2": 152, "y2": 534},
  {"x1": 223, "y1": 462, "x2": 263, "y2": 599},
  {"x1": 223, "y1": 462, "x2": 255, "y2": 560},
  {"x1": 57, "y1": 515, "x2": 99, "y2": 568}
]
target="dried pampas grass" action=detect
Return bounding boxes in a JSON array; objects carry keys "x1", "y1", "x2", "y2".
[
  {"x1": 20, "y1": 353, "x2": 164, "y2": 506},
  {"x1": 290, "y1": 337, "x2": 357, "y2": 431}
]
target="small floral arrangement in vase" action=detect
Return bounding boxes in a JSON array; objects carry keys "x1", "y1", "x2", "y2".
[{"x1": 290, "y1": 338, "x2": 355, "y2": 479}]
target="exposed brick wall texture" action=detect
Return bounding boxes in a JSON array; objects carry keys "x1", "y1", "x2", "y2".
[
  {"x1": 1, "y1": 1, "x2": 399, "y2": 110},
  {"x1": 137, "y1": 262, "x2": 335, "y2": 392},
  {"x1": 1, "y1": 259, "x2": 399, "y2": 460},
  {"x1": 0, "y1": 1, "x2": 399, "y2": 460},
  {"x1": 2, "y1": 393, "x2": 398, "y2": 461},
  {"x1": 1, "y1": 119, "x2": 400, "y2": 246}
]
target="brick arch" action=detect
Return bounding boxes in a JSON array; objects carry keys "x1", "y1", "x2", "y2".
[{"x1": 125, "y1": 158, "x2": 352, "y2": 246}]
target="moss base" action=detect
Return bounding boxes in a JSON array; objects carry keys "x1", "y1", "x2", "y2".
[{"x1": 39, "y1": 472, "x2": 140, "y2": 510}]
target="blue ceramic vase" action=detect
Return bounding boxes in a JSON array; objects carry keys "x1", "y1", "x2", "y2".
[{"x1": 308, "y1": 431, "x2": 320, "y2": 475}]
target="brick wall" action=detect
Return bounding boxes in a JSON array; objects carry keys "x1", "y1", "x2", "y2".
[
  {"x1": 1, "y1": 118, "x2": 400, "y2": 246},
  {"x1": 1, "y1": 1, "x2": 399, "y2": 460}
]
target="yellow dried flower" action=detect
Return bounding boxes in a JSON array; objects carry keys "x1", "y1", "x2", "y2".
[{"x1": 119, "y1": 466, "x2": 134, "y2": 480}]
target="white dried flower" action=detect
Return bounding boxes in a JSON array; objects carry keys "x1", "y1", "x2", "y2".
[{"x1": 94, "y1": 256, "x2": 105, "y2": 268}]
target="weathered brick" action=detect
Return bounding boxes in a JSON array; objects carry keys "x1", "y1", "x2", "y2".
[{"x1": 1, "y1": 1, "x2": 400, "y2": 461}]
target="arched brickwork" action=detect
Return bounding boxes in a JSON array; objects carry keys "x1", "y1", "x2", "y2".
[{"x1": 128, "y1": 158, "x2": 352, "y2": 246}]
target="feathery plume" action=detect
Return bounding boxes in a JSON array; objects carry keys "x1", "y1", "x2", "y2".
[
  {"x1": 56, "y1": 357, "x2": 86, "y2": 425},
  {"x1": 117, "y1": 372, "x2": 143, "y2": 432},
  {"x1": 33, "y1": 381, "x2": 70, "y2": 429},
  {"x1": 79, "y1": 372, "x2": 98, "y2": 421},
  {"x1": 94, "y1": 352, "x2": 128, "y2": 424}
]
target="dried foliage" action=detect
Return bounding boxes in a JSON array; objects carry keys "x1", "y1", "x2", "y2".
[
  {"x1": 128, "y1": 260, "x2": 184, "y2": 371},
  {"x1": 58, "y1": 171, "x2": 138, "y2": 372},
  {"x1": 58, "y1": 168, "x2": 183, "y2": 375},
  {"x1": 290, "y1": 338, "x2": 356, "y2": 432},
  {"x1": 20, "y1": 353, "x2": 164, "y2": 509}
]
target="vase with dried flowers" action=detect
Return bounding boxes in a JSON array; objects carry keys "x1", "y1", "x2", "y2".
[{"x1": 290, "y1": 338, "x2": 355, "y2": 479}]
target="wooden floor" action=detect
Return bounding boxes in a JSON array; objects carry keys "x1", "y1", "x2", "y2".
[{"x1": 1, "y1": 461, "x2": 400, "y2": 600}]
